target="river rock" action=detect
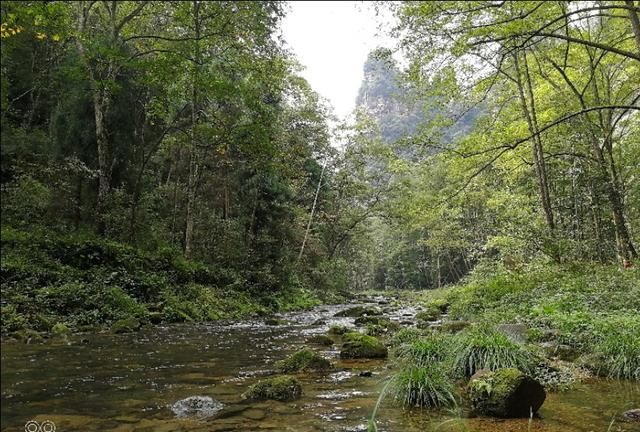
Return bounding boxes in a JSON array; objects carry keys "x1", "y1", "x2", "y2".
[
  {"x1": 111, "y1": 318, "x2": 141, "y2": 334},
  {"x1": 339, "y1": 332, "x2": 387, "y2": 359},
  {"x1": 243, "y1": 408, "x2": 266, "y2": 421},
  {"x1": 276, "y1": 349, "x2": 333, "y2": 372},
  {"x1": 242, "y1": 376, "x2": 302, "y2": 401},
  {"x1": 264, "y1": 318, "x2": 288, "y2": 326},
  {"x1": 171, "y1": 396, "x2": 223, "y2": 419},
  {"x1": 623, "y1": 409, "x2": 640, "y2": 422},
  {"x1": 334, "y1": 305, "x2": 381, "y2": 318},
  {"x1": 496, "y1": 323, "x2": 528, "y2": 343},
  {"x1": 540, "y1": 341, "x2": 578, "y2": 361},
  {"x1": 469, "y1": 368, "x2": 545, "y2": 418},
  {"x1": 306, "y1": 335, "x2": 334, "y2": 346}
]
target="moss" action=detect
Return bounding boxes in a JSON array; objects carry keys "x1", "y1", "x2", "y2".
[
  {"x1": 355, "y1": 315, "x2": 385, "y2": 326},
  {"x1": 111, "y1": 317, "x2": 141, "y2": 334},
  {"x1": 340, "y1": 332, "x2": 388, "y2": 359},
  {"x1": 306, "y1": 335, "x2": 334, "y2": 346},
  {"x1": 415, "y1": 309, "x2": 440, "y2": 322},
  {"x1": 51, "y1": 322, "x2": 71, "y2": 336},
  {"x1": 276, "y1": 349, "x2": 333, "y2": 372},
  {"x1": 242, "y1": 376, "x2": 302, "y2": 401},
  {"x1": 468, "y1": 368, "x2": 546, "y2": 418},
  {"x1": 328, "y1": 324, "x2": 350, "y2": 335},
  {"x1": 265, "y1": 318, "x2": 288, "y2": 326}
]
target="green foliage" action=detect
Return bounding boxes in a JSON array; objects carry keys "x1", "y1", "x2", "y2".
[
  {"x1": 0, "y1": 227, "x2": 323, "y2": 333},
  {"x1": 451, "y1": 326, "x2": 538, "y2": 377}
]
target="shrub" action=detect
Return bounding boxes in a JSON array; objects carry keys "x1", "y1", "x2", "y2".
[{"x1": 452, "y1": 326, "x2": 538, "y2": 377}]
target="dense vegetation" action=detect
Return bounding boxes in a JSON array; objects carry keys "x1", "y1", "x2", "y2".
[
  {"x1": 1, "y1": 1, "x2": 361, "y2": 333},
  {"x1": 1, "y1": 0, "x2": 638, "y2": 390}
]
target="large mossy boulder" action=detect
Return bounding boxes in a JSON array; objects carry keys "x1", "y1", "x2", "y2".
[
  {"x1": 468, "y1": 368, "x2": 546, "y2": 418},
  {"x1": 339, "y1": 332, "x2": 388, "y2": 359},
  {"x1": 276, "y1": 349, "x2": 333, "y2": 372},
  {"x1": 242, "y1": 376, "x2": 302, "y2": 401},
  {"x1": 334, "y1": 305, "x2": 381, "y2": 318}
]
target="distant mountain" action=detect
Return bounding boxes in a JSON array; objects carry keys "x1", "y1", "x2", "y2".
[
  {"x1": 355, "y1": 48, "x2": 422, "y2": 143},
  {"x1": 355, "y1": 48, "x2": 480, "y2": 147}
]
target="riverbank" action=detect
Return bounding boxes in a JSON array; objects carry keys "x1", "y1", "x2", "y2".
[
  {"x1": 397, "y1": 261, "x2": 640, "y2": 382},
  {"x1": 0, "y1": 226, "x2": 346, "y2": 340}
]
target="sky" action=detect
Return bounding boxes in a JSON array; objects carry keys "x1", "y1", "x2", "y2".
[{"x1": 280, "y1": 1, "x2": 394, "y2": 120}]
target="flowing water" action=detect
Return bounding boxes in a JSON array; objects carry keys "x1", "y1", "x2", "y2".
[{"x1": 2, "y1": 301, "x2": 639, "y2": 432}]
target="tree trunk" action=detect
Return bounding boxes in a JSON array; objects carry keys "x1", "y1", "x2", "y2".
[
  {"x1": 93, "y1": 89, "x2": 112, "y2": 234},
  {"x1": 513, "y1": 50, "x2": 556, "y2": 233},
  {"x1": 625, "y1": 0, "x2": 640, "y2": 54},
  {"x1": 298, "y1": 160, "x2": 327, "y2": 262},
  {"x1": 184, "y1": 0, "x2": 201, "y2": 258}
]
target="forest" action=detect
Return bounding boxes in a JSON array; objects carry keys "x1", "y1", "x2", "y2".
[{"x1": 1, "y1": 1, "x2": 639, "y2": 432}]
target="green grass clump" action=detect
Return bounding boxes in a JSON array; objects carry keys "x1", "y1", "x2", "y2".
[
  {"x1": 591, "y1": 315, "x2": 640, "y2": 380},
  {"x1": 452, "y1": 326, "x2": 538, "y2": 377},
  {"x1": 390, "y1": 364, "x2": 456, "y2": 408},
  {"x1": 390, "y1": 328, "x2": 424, "y2": 348},
  {"x1": 395, "y1": 333, "x2": 451, "y2": 367}
]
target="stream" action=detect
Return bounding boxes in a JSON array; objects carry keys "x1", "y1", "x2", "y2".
[{"x1": 1, "y1": 300, "x2": 639, "y2": 432}]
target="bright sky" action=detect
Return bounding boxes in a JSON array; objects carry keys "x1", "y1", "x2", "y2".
[{"x1": 280, "y1": 1, "x2": 394, "y2": 120}]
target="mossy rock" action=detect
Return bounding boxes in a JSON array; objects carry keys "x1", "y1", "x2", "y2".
[
  {"x1": 276, "y1": 349, "x2": 333, "y2": 372},
  {"x1": 111, "y1": 318, "x2": 141, "y2": 334},
  {"x1": 355, "y1": 315, "x2": 384, "y2": 326},
  {"x1": 334, "y1": 306, "x2": 382, "y2": 318},
  {"x1": 415, "y1": 310, "x2": 440, "y2": 322},
  {"x1": 328, "y1": 325, "x2": 350, "y2": 336},
  {"x1": 242, "y1": 376, "x2": 302, "y2": 401},
  {"x1": 148, "y1": 312, "x2": 163, "y2": 324},
  {"x1": 306, "y1": 335, "x2": 334, "y2": 346},
  {"x1": 469, "y1": 368, "x2": 546, "y2": 418},
  {"x1": 340, "y1": 332, "x2": 388, "y2": 359},
  {"x1": 265, "y1": 318, "x2": 288, "y2": 326}
]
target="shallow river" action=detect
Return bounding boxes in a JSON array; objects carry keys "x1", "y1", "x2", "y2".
[{"x1": 1, "y1": 302, "x2": 639, "y2": 431}]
